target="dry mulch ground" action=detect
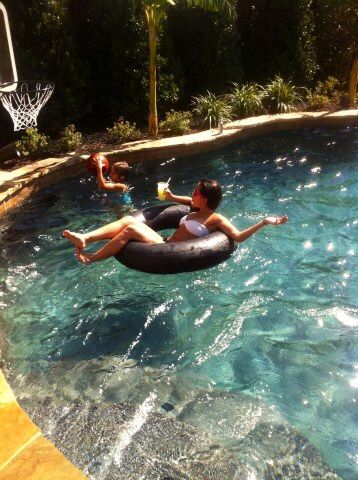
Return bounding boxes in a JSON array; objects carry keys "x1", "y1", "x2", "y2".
[
  {"x1": 0, "y1": 128, "x2": 197, "y2": 172},
  {"x1": 0, "y1": 132, "x2": 142, "y2": 172}
]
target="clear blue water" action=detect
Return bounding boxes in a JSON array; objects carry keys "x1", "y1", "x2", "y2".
[{"x1": 0, "y1": 127, "x2": 357, "y2": 478}]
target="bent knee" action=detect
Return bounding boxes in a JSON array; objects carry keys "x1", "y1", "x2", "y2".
[
  {"x1": 122, "y1": 224, "x2": 139, "y2": 236},
  {"x1": 121, "y1": 215, "x2": 136, "y2": 224}
]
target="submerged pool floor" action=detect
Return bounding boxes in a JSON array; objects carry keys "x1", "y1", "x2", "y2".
[{"x1": 1, "y1": 127, "x2": 357, "y2": 479}]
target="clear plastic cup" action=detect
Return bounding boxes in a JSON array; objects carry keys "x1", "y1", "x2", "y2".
[{"x1": 157, "y1": 182, "x2": 168, "y2": 201}]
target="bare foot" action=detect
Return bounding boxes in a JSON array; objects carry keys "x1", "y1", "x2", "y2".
[
  {"x1": 264, "y1": 215, "x2": 288, "y2": 226},
  {"x1": 63, "y1": 230, "x2": 86, "y2": 249},
  {"x1": 76, "y1": 247, "x2": 93, "y2": 264}
]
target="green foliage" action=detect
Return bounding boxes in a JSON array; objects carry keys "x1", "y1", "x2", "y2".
[
  {"x1": 142, "y1": 0, "x2": 175, "y2": 11},
  {"x1": 237, "y1": 0, "x2": 318, "y2": 83},
  {"x1": 106, "y1": 118, "x2": 142, "y2": 143},
  {"x1": 83, "y1": 1, "x2": 148, "y2": 125},
  {"x1": 263, "y1": 76, "x2": 306, "y2": 113},
  {"x1": 3, "y1": 0, "x2": 356, "y2": 142},
  {"x1": 142, "y1": 0, "x2": 235, "y2": 17},
  {"x1": 186, "y1": 0, "x2": 235, "y2": 18},
  {"x1": 143, "y1": 55, "x2": 183, "y2": 115},
  {"x1": 159, "y1": 110, "x2": 192, "y2": 135},
  {"x1": 166, "y1": 3, "x2": 243, "y2": 103},
  {"x1": 306, "y1": 77, "x2": 343, "y2": 110},
  {"x1": 227, "y1": 83, "x2": 264, "y2": 118},
  {"x1": 312, "y1": 0, "x2": 358, "y2": 82},
  {"x1": 15, "y1": 128, "x2": 49, "y2": 157},
  {"x1": 58, "y1": 124, "x2": 82, "y2": 152},
  {"x1": 13, "y1": 0, "x2": 89, "y2": 132},
  {"x1": 297, "y1": 0, "x2": 318, "y2": 81},
  {"x1": 143, "y1": 0, "x2": 237, "y2": 135},
  {"x1": 157, "y1": 72, "x2": 180, "y2": 108},
  {"x1": 192, "y1": 91, "x2": 232, "y2": 126}
]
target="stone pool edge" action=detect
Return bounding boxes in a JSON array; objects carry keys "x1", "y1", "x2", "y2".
[
  {"x1": 0, "y1": 370, "x2": 86, "y2": 479},
  {"x1": 0, "y1": 109, "x2": 357, "y2": 479}
]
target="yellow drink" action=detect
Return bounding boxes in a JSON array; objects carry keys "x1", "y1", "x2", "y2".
[{"x1": 157, "y1": 182, "x2": 168, "y2": 201}]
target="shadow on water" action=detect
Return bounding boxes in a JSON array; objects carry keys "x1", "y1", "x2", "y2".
[
  {"x1": 5, "y1": 286, "x2": 178, "y2": 374},
  {"x1": 47, "y1": 293, "x2": 177, "y2": 365}
]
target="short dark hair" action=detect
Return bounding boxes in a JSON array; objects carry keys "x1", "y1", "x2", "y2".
[
  {"x1": 111, "y1": 161, "x2": 130, "y2": 181},
  {"x1": 198, "y1": 179, "x2": 222, "y2": 211}
]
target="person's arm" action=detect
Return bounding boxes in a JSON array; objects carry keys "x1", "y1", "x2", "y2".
[
  {"x1": 96, "y1": 161, "x2": 128, "y2": 192},
  {"x1": 165, "y1": 188, "x2": 192, "y2": 206},
  {"x1": 214, "y1": 214, "x2": 288, "y2": 243}
]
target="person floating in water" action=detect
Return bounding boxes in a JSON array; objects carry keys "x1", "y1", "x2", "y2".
[
  {"x1": 63, "y1": 179, "x2": 288, "y2": 264},
  {"x1": 95, "y1": 158, "x2": 130, "y2": 193}
]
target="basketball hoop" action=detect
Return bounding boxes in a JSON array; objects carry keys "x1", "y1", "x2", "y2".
[{"x1": 0, "y1": 81, "x2": 54, "y2": 131}]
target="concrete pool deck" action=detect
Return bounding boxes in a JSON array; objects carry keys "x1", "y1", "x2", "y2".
[{"x1": 0, "y1": 109, "x2": 357, "y2": 478}]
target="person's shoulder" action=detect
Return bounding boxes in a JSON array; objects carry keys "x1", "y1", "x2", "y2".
[
  {"x1": 207, "y1": 212, "x2": 225, "y2": 225},
  {"x1": 112, "y1": 182, "x2": 127, "y2": 191}
]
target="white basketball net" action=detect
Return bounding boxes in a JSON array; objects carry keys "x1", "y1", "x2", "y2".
[{"x1": 0, "y1": 82, "x2": 54, "y2": 131}]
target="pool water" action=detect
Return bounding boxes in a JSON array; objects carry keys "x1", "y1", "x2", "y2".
[{"x1": 0, "y1": 127, "x2": 357, "y2": 478}]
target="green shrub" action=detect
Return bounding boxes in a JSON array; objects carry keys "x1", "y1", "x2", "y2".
[
  {"x1": 263, "y1": 76, "x2": 306, "y2": 113},
  {"x1": 192, "y1": 91, "x2": 232, "y2": 127},
  {"x1": 159, "y1": 110, "x2": 192, "y2": 135},
  {"x1": 306, "y1": 77, "x2": 342, "y2": 110},
  {"x1": 58, "y1": 124, "x2": 82, "y2": 152},
  {"x1": 227, "y1": 83, "x2": 264, "y2": 118},
  {"x1": 107, "y1": 117, "x2": 141, "y2": 143},
  {"x1": 15, "y1": 128, "x2": 49, "y2": 157}
]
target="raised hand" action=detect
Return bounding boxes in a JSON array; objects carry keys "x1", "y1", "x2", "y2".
[{"x1": 164, "y1": 188, "x2": 173, "y2": 200}]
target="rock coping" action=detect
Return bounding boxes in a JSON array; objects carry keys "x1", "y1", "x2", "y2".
[
  {"x1": 0, "y1": 370, "x2": 86, "y2": 479},
  {"x1": 0, "y1": 110, "x2": 357, "y2": 218}
]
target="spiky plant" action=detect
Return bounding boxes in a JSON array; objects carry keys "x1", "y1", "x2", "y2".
[
  {"x1": 227, "y1": 83, "x2": 264, "y2": 118},
  {"x1": 263, "y1": 76, "x2": 307, "y2": 113},
  {"x1": 192, "y1": 91, "x2": 232, "y2": 126}
]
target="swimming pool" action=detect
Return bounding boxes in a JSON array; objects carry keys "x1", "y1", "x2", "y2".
[{"x1": 0, "y1": 127, "x2": 357, "y2": 479}]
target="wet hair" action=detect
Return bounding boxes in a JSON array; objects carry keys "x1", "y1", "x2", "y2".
[
  {"x1": 111, "y1": 161, "x2": 130, "y2": 181},
  {"x1": 197, "y1": 179, "x2": 222, "y2": 211}
]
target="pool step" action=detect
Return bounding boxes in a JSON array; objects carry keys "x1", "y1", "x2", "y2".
[{"x1": 19, "y1": 391, "x2": 342, "y2": 480}]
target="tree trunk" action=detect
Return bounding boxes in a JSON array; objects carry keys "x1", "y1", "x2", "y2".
[
  {"x1": 348, "y1": 57, "x2": 358, "y2": 108},
  {"x1": 146, "y1": 8, "x2": 158, "y2": 137}
]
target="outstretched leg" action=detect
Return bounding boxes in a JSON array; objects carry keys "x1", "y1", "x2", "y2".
[
  {"x1": 76, "y1": 222, "x2": 164, "y2": 264},
  {"x1": 63, "y1": 215, "x2": 136, "y2": 249}
]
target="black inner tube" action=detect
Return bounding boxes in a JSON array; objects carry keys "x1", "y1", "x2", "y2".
[{"x1": 115, "y1": 203, "x2": 237, "y2": 274}]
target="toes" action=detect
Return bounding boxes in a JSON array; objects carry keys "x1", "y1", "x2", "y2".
[{"x1": 76, "y1": 248, "x2": 91, "y2": 264}]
